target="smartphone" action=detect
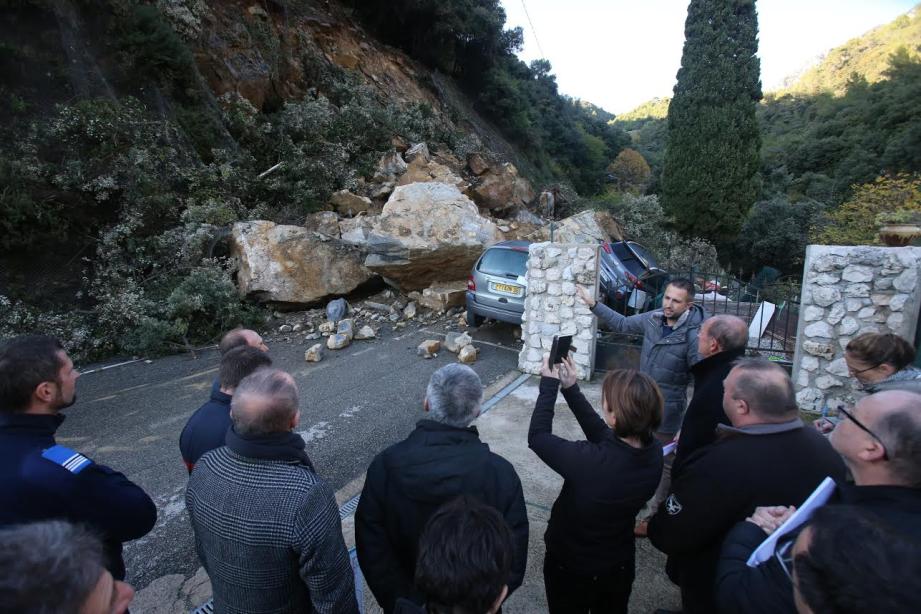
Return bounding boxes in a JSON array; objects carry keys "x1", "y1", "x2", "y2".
[{"x1": 549, "y1": 335, "x2": 574, "y2": 364}]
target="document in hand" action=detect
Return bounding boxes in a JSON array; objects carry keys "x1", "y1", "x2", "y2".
[{"x1": 745, "y1": 476, "x2": 837, "y2": 567}]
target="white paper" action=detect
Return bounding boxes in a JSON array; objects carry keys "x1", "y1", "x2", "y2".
[
  {"x1": 745, "y1": 476, "x2": 837, "y2": 567},
  {"x1": 628, "y1": 288, "x2": 647, "y2": 309},
  {"x1": 661, "y1": 441, "x2": 677, "y2": 456}
]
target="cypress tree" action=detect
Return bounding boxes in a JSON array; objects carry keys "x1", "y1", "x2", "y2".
[{"x1": 661, "y1": 0, "x2": 762, "y2": 256}]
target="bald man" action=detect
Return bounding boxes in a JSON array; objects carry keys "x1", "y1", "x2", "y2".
[
  {"x1": 716, "y1": 390, "x2": 921, "y2": 613},
  {"x1": 673, "y1": 315, "x2": 749, "y2": 476},
  {"x1": 186, "y1": 369, "x2": 357, "y2": 613},
  {"x1": 647, "y1": 360, "x2": 845, "y2": 614},
  {"x1": 219, "y1": 328, "x2": 268, "y2": 354}
]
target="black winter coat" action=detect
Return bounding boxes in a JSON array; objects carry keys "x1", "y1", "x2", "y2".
[
  {"x1": 355, "y1": 420, "x2": 528, "y2": 614},
  {"x1": 672, "y1": 347, "x2": 745, "y2": 477},
  {"x1": 529, "y1": 377, "x2": 663, "y2": 574},
  {"x1": 647, "y1": 419, "x2": 846, "y2": 614},
  {"x1": 179, "y1": 388, "x2": 233, "y2": 472},
  {"x1": 715, "y1": 483, "x2": 921, "y2": 614}
]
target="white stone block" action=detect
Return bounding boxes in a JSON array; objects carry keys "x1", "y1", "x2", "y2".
[
  {"x1": 560, "y1": 321, "x2": 578, "y2": 335},
  {"x1": 827, "y1": 304, "x2": 846, "y2": 325},
  {"x1": 803, "y1": 306, "x2": 824, "y2": 322},
  {"x1": 547, "y1": 283, "x2": 562, "y2": 296},
  {"x1": 559, "y1": 307, "x2": 574, "y2": 320},
  {"x1": 546, "y1": 268, "x2": 562, "y2": 281},
  {"x1": 871, "y1": 293, "x2": 892, "y2": 306},
  {"x1": 841, "y1": 265, "x2": 873, "y2": 283},
  {"x1": 811, "y1": 286, "x2": 841, "y2": 307},
  {"x1": 796, "y1": 370, "x2": 811, "y2": 388},
  {"x1": 844, "y1": 284, "x2": 870, "y2": 298},
  {"x1": 887, "y1": 312, "x2": 905, "y2": 329},
  {"x1": 815, "y1": 375, "x2": 842, "y2": 390},
  {"x1": 804, "y1": 322, "x2": 835, "y2": 338},
  {"x1": 827, "y1": 357, "x2": 849, "y2": 377},
  {"x1": 894, "y1": 268, "x2": 918, "y2": 292},
  {"x1": 846, "y1": 298, "x2": 866, "y2": 312},
  {"x1": 577, "y1": 328, "x2": 595, "y2": 340},
  {"x1": 526, "y1": 348, "x2": 542, "y2": 362},
  {"x1": 857, "y1": 306, "x2": 876, "y2": 319},
  {"x1": 890, "y1": 294, "x2": 909, "y2": 312},
  {"x1": 838, "y1": 317, "x2": 859, "y2": 336},
  {"x1": 796, "y1": 388, "x2": 822, "y2": 407},
  {"x1": 800, "y1": 356, "x2": 819, "y2": 372},
  {"x1": 578, "y1": 248, "x2": 594, "y2": 260},
  {"x1": 546, "y1": 247, "x2": 562, "y2": 258}
]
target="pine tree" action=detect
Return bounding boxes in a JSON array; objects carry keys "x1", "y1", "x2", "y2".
[{"x1": 661, "y1": 0, "x2": 762, "y2": 256}]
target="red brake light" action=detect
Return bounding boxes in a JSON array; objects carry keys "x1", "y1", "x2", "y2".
[
  {"x1": 467, "y1": 275, "x2": 476, "y2": 292},
  {"x1": 602, "y1": 242, "x2": 613, "y2": 254},
  {"x1": 626, "y1": 272, "x2": 644, "y2": 290}
]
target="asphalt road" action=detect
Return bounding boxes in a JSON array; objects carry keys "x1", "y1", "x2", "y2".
[{"x1": 58, "y1": 317, "x2": 522, "y2": 592}]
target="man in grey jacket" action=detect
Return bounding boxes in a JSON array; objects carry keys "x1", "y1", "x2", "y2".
[
  {"x1": 186, "y1": 368, "x2": 358, "y2": 614},
  {"x1": 578, "y1": 278, "x2": 706, "y2": 533}
]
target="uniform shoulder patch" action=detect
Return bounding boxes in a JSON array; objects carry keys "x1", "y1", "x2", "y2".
[
  {"x1": 41, "y1": 445, "x2": 93, "y2": 474},
  {"x1": 665, "y1": 493, "x2": 683, "y2": 515}
]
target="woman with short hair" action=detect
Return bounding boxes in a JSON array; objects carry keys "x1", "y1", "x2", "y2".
[{"x1": 529, "y1": 355, "x2": 664, "y2": 613}]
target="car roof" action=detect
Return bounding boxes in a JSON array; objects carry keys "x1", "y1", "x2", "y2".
[{"x1": 489, "y1": 240, "x2": 532, "y2": 251}]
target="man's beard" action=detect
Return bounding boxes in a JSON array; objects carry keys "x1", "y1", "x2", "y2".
[{"x1": 56, "y1": 394, "x2": 77, "y2": 410}]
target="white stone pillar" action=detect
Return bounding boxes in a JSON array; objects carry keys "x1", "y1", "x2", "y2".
[
  {"x1": 517, "y1": 242, "x2": 599, "y2": 380},
  {"x1": 793, "y1": 245, "x2": 921, "y2": 410}
]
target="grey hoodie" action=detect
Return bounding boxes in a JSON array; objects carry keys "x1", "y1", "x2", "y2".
[{"x1": 591, "y1": 301, "x2": 707, "y2": 433}]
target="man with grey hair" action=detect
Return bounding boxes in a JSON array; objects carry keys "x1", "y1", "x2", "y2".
[
  {"x1": 672, "y1": 314, "x2": 750, "y2": 476},
  {"x1": 647, "y1": 360, "x2": 845, "y2": 614},
  {"x1": 0, "y1": 520, "x2": 135, "y2": 614},
  {"x1": 186, "y1": 368, "x2": 358, "y2": 614},
  {"x1": 356, "y1": 364, "x2": 528, "y2": 613}
]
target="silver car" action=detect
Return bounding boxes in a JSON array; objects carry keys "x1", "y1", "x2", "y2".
[{"x1": 466, "y1": 240, "x2": 530, "y2": 326}]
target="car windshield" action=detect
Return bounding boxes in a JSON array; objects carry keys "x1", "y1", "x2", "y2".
[
  {"x1": 478, "y1": 248, "x2": 529, "y2": 278},
  {"x1": 629, "y1": 243, "x2": 658, "y2": 269},
  {"x1": 612, "y1": 243, "x2": 646, "y2": 277}
]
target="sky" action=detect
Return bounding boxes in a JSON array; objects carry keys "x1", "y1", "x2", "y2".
[{"x1": 500, "y1": 0, "x2": 918, "y2": 114}]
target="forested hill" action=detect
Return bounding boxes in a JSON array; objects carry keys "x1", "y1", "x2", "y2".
[
  {"x1": 0, "y1": 0, "x2": 627, "y2": 360},
  {"x1": 609, "y1": 4, "x2": 921, "y2": 275},
  {"x1": 778, "y1": 3, "x2": 921, "y2": 96}
]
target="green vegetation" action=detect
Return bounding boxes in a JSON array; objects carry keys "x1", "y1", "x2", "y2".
[
  {"x1": 613, "y1": 4, "x2": 921, "y2": 274},
  {"x1": 661, "y1": 0, "x2": 763, "y2": 257},
  {"x1": 779, "y1": 5, "x2": 921, "y2": 96},
  {"x1": 346, "y1": 0, "x2": 629, "y2": 195}
]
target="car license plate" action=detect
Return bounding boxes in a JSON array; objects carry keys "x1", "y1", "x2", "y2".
[{"x1": 491, "y1": 282, "x2": 523, "y2": 296}]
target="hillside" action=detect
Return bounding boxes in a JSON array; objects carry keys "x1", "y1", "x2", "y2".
[
  {"x1": 779, "y1": 3, "x2": 921, "y2": 96},
  {"x1": 0, "y1": 0, "x2": 627, "y2": 359}
]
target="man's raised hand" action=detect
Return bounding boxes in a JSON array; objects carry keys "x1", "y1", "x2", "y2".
[{"x1": 575, "y1": 285, "x2": 596, "y2": 308}]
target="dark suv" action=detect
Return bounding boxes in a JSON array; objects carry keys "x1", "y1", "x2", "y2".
[
  {"x1": 598, "y1": 240, "x2": 668, "y2": 313},
  {"x1": 466, "y1": 241, "x2": 530, "y2": 326}
]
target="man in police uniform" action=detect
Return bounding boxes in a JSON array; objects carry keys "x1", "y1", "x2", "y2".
[{"x1": 0, "y1": 335, "x2": 157, "y2": 581}]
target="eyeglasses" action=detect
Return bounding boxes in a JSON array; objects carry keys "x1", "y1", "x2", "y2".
[
  {"x1": 837, "y1": 405, "x2": 889, "y2": 460},
  {"x1": 775, "y1": 534, "x2": 797, "y2": 580},
  {"x1": 848, "y1": 362, "x2": 881, "y2": 376}
]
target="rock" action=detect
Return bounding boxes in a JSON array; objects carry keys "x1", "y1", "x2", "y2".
[
  {"x1": 278, "y1": 324, "x2": 293, "y2": 333},
  {"x1": 527, "y1": 210, "x2": 624, "y2": 244},
  {"x1": 467, "y1": 152, "x2": 490, "y2": 176},
  {"x1": 326, "y1": 298, "x2": 349, "y2": 323},
  {"x1": 403, "y1": 302, "x2": 417, "y2": 319},
  {"x1": 305, "y1": 332, "x2": 321, "y2": 341},
  {"x1": 303, "y1": 211, "x2": 341, "y2": 238},
  {"x1": 330, "y1": 51, "x2": 360, "y2": 70},
  {"x1": 417, "y1": 339, "x2": 441, "y2": 358},
  {"x1": 373, "y1": 151, "x2": 407, "y2": 181},
  {"x1": 318, "y1": 321, "x2": 337, "y2": 334},
  {"x1": 338, "y1": 216, "x2": 376, "y2": 246},
  {"x1": 327, "y1": 333, "x2": 351, "y2": 350},
  {"x1": 890, "y1": 294, "x2": 909, "y2": 312},
  {"x1": 419, "y1": 280, "x2": 468, "y2": 312},
  {"x1": 337, "y1": 318, "x2": 355, "y2": 340},
  {"x1": 405, "y1": 142, "x2": 431, "y2": 163},
  {"x1": 391, "y1": 136, "x2": 409, "y2": 152},
  {"x1": 458, "y1": 315, "x2": 469, "y2": 329},
  {"x1": 827, "y1": 357, "x2": 849, "y2": 377},
  {"x1": 826, "y1": 304, "x2": 846, "y2": 325},
  {"x1": 841, "y1": 265, "x2": 873, "y2": 283},
  {"x1": 397, "y1": 157, "x2": 466, "y2": 189},
  {"x1": 811, "y1": 286, "x2": 841, "y2": 307},
  {"x1": 803, "y1": 340, "x2": 835, "y2": 360},
  {"x1": 292, "y1": 324, "x2": 303, "y2": 332},
  {"x1": 445, "y1": 332, "x2": 473, "y2": 353},
  {"x1": 804, "y1": 322, "x2": 834, "y2": 339},
  {"x1": 355, "y1": 325, "x2": 376, "y2": 340},
  {"x1": 800, "y1": 356, "x2": 819, "y2": 372},
  {"x1": 304, "y1": 344, "x2": 324, "y2": 362},
  {"x1": 815, "y1": 375, "x2": 842, "y2": 390},
  {"x1": 232, "y1": 221, "x2": 372, "y2": 305},
  {"x1": 803, "y1": 306, "x2": 824, "y2": 322},
  {"x1": 470, "y1": 163, "x2": 535, "y2": 210},
  {"x1": 838, "y1": 317, "x2": 859, "y2": 336},
  {"x1": 329, "y1": 190, "x2": 373, "y2": 217},
  {"x1": 362, "y1": 183, "x2": 503, "y2": 290},
  {"x1": 893, "y1": 268, "x2": 917, "y2": 292},
  {"x1": 364, "y1": 301, "x2": 391, "y2": 313},
  {"x1": 458, "y1": 344, "x2": 478, "y2": 364}
]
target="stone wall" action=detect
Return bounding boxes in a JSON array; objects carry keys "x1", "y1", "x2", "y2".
[
  {"x1": 793, "y1": 245, "x2": 921, "y2": 410},
  {"x1": 517, "y1": 243, "x2": 599, "y2": 380}
]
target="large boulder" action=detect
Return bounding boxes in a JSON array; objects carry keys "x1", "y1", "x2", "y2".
[
  {"x1": 373, "y1": 151, "x2": 408, "y2": 181},
  {"x1": 232, "y1": 221, "x2": 373, "y2": 304},
  {"x1": 303, "y1": 211, "x2": 340, "y2": 238},
  {"x1": 397, "y1": 157, "x2": 466, "y2": 190},
  {"x1": 363, "y1": 183, "x2": 503, "y2": 290},
  {"x1": 470, "y1": 163, "x2": 536, "y2": 210},
  {"x1": 527, "y1": 209, "x2": 625, "y2": 244}
]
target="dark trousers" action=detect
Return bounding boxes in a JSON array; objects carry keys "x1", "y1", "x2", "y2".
[{"x1": 543, "y1": 552, "x2": 635, "y2": 614}]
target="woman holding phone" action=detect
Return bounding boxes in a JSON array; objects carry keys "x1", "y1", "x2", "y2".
[{"x1": 529, "y1": 354, "x2": 664, "y2": 613}]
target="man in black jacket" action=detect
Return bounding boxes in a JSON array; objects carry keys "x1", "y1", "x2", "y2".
[
  {"x1": 716, "y1": 389, "x2": 921, "y2": 614},
  {"x1": 672, "y1": 314, "x2": 748, "y2": 477},
  {"x1": 179, "y1": 345, "x2": 272, "y2": 472},
  {"x1": 647, "y1": 359, "x2": 845, "y2": 614},
  {"x1": 0, "y1": 335, "x2": 156, "y2": 581},
  {"x1": 355, "y1": 364, "x2": 528, "y2": 613}
]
